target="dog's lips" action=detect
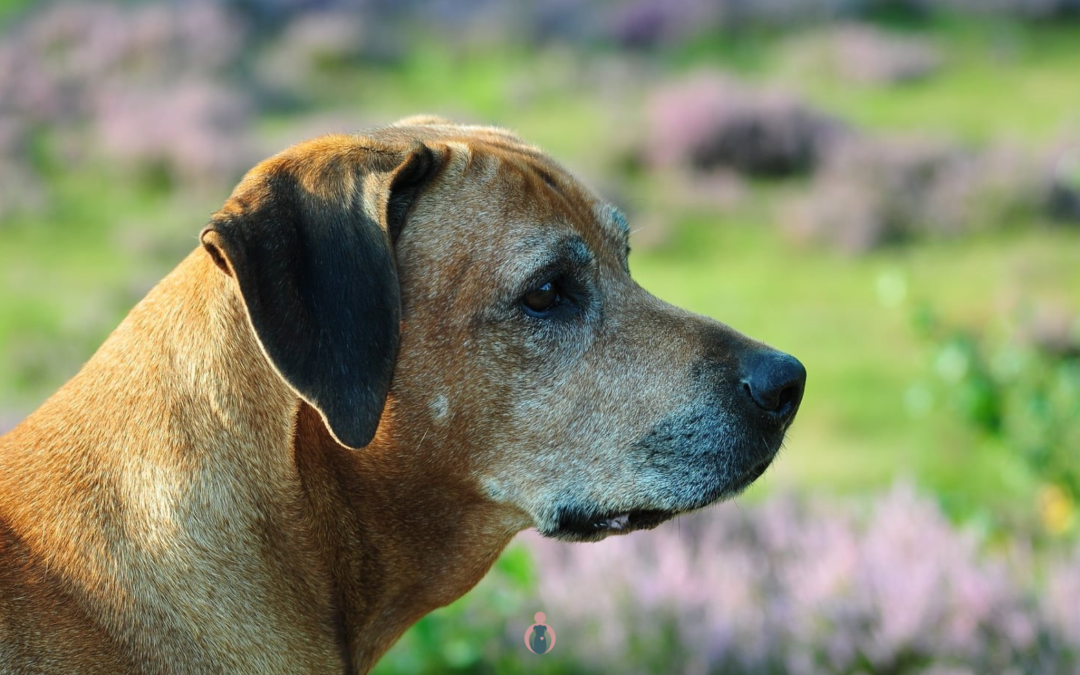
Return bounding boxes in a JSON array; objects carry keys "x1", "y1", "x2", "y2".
[
  {"x1": 590, "y1": 509, "x2": 674, "y2": 533},
  {"x1": 594, "y1": 513, "x2": 632, "y2": 530},
  {"x1": 547, "y1": 508, "x2": 681, "y2": 540}
]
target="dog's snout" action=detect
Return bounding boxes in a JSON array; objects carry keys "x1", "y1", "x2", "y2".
[{"x1": 740, "y1": 351, "x2": 806, "y2": 422}]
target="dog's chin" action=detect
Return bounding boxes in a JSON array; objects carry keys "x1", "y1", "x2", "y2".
[{"x1": 541, "y1": 456, "x2": 773, "y2": 543}]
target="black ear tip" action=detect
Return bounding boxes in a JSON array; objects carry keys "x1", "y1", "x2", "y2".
[
  {"x1": 323, "y1": 413, "x2": 379, "y2": 451},
  {"x1": 317, "y1": 391, "x2": 387, "y2": 450}
]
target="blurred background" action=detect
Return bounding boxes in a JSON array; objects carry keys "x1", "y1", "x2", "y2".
[{"x1": 1, "y1": 0, "x2": 1079, "y2": 672}]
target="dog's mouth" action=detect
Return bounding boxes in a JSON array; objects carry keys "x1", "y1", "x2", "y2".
[
  {"x1": 546, "y1": 456, "x2": 774, "y2": 542},
  {"x1": 550, "y1": 508, "x2": 679, "y2": 541},
  {"x1": 588, "y1": 509, "x2": 674, "y2": 533}
]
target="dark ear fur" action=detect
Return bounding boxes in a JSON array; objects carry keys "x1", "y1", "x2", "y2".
[
  {"x1": 386, "y1": 143, "x2": 438, "y2": 245},
  {"x1": 201, "y1": 142, "x2": 441, "y2": 449}
]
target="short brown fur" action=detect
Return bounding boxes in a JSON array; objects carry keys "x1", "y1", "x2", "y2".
[{"x1": 0, "y1": 118, "x2": 804, "y2": 674}]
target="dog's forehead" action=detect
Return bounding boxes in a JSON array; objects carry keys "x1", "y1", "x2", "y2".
[{"x1": 375, "y1": 122, "x2": 631, "y2": 256}]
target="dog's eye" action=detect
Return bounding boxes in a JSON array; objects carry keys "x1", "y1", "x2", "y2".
[{"x1": 522, "y1": 281, "x2": 561, "y2": 316}]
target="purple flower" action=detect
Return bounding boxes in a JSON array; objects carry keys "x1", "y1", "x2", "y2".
[
  {"x1": 784, "y1": 136, "x2": 1048, "y2": 252},
  {"x1": 517, "y1": 483, "x2": 1078, "y2": 673},
  {"x1": 644, "y1": 72, "x2": 846, "y2": 177}
]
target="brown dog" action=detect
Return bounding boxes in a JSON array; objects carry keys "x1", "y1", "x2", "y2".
[{"x1": 0, "y1": 117, "x2": 805, "y2": 674}]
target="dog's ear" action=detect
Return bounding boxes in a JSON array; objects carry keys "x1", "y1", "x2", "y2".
[{"x1": 200, "y1": 140, "x2": 442, "y2": 449}]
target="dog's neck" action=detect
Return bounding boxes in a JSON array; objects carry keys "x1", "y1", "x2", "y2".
[
  {"x1": 1, "y1": 249, "x2": 296, "y2": 551},
  {"x1": 292, "y1": 401, "x2": 520, "y2": 673},
  {"x1": 1, "y1": 250, "x2": 355, "y2": 669}
]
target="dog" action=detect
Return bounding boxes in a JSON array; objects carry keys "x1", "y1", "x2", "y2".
[{"x1": 0, "y1": 116, "x2": 805, "y2": 674}]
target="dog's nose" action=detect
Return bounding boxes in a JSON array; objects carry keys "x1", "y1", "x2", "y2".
[{"x1": 740, "y1": 351, "x2": 806, "y2": 422}]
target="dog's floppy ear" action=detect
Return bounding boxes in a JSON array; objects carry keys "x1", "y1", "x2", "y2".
[{"x1": 200, "y1": 139, "x2": 442, "y2": 449}]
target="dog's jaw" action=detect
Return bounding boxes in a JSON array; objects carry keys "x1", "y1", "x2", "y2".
[{"x1": 538, "y1": 447, "x2": 778, "y2": 542}]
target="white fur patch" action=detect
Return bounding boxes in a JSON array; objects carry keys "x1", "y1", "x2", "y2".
[{"x1": 430, "y1": 394, "x2": 449, "y2": 422}]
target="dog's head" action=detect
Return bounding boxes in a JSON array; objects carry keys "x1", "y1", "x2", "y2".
[{"x1": 202, "y1": 117, "x2": 805, "y2": 542}]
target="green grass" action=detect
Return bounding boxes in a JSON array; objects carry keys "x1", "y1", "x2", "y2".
[
  {"x1": 777, "y1": 18, "x2": 1080, "y2": 144},
  {"x1": 277, "y1": 43, "x2": 618, "y2": 163},
  {"x1": 0, "y1": 165, "x2": 209, "y2": 404},
  {"x1": 0, "y1": 0, "x2": 32, "y2": 26}
]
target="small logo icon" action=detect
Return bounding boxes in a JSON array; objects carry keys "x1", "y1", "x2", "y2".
[{"x1": 524, "y1": 611, "x2": 556, "y2": 654}]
